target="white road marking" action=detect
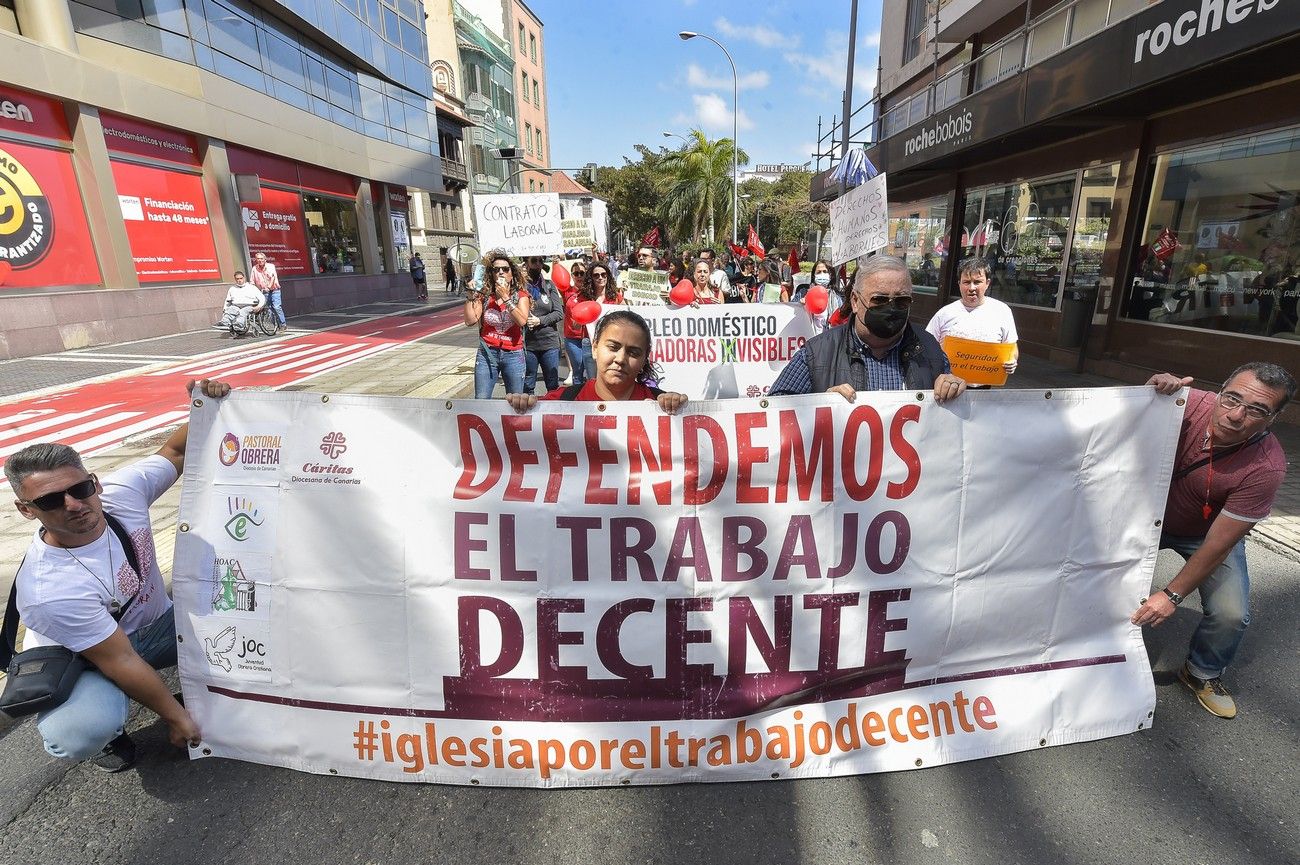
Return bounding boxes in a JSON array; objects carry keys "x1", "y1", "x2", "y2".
[
  {"x1": 0, "y1": 404, "x2": 127, "y2": 442},
  {"x1": 0, "y1": 411, "x2": 143, "y2": 457}
]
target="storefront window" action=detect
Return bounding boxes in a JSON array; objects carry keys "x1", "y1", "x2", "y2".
[
  {"x1": 304, "y1": 193, "x2": 365, "y2": 274},
  {"x1": 1124, "y1": 125, "x2": 1300, "y2": 339},
  {"x1": 886, "y1": 196, "x2": 949, "y2": 295},
  {"x1": 961, "y1": 173, "x2": 1078, "y2": 309},
  {"x1": 1064, "y1": 164, "x2": 1119, "y2": 293}
]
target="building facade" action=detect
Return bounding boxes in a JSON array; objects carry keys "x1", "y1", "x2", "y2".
[
  {"x1": 0, "y1": 0, "x2": 444, "y2": 360},
  {"x1": 838, "y1": 0, "x2": 1300, "y2": 418},
  {"x1": 510, "y1": 0, "x2": 549, "y2": 193},
  {"x1": 453, "y1": 0, "x2": 518, "y2": 195},
  {"x1": 415, "y1": 0, "x2": 475, "y2": 282}
]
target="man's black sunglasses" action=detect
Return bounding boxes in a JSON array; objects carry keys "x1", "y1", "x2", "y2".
[{"x1": 20, "y1": 475, "x2": 98, "y2": 511}]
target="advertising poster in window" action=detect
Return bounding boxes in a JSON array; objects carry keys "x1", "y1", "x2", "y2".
[
  {"x1": 240, "y1": 187, "x2": 311, "y2": 276},
  {"x1": 111, "y1": 160, "x2": 221, "y2": 283},
  {"x1": 0, "y1": 141, "x2": 101, "y2": 288}
]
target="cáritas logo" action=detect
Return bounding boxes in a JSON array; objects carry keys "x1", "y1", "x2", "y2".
[{"x1": 0, "y1": 145, "x2": 55, "y2": 270}]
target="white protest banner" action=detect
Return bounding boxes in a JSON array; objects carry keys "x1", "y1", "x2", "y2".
[
  {"x1": 473, "y1": 193, "x2": 562, "y2": 257},
  {"x1": 623, "y1": 268, "x2": 669, "y2": 305},
  {"x1": 614, "y1": 303, "x2": 818, "y2": 399},
  {"x1": 561, "y1": 218, "x2": 594, "y2": 252},
  {"x1": 829, "y1": 173, "x2": 888, "y2": 265},
  {"x1": 175, "y1": 387, "x2": 1178, "y2": 787}
]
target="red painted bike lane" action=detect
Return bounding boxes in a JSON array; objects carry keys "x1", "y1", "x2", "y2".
[{"x1": 0, "y1": 307, "x2": 464, "y2": 465}]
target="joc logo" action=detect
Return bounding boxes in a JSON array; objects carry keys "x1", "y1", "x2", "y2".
[
  {"x1": 0, "y1": 145, "x2": 55, "y2": 271},
  {"x1": 219, "y1": 432, "x2": 240, "y2": 466}
]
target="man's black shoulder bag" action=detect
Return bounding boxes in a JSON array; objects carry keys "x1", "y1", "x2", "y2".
[{"x1": 0, "y1": 514, "x2": 141, "y2": 719}]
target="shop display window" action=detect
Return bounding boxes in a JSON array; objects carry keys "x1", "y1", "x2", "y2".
[
  {"x1": 304, "y1": 193, "x2": 365, "y2": 274},
  {"x1": 1124, "y1": 125, "x2": 1300, "y2": 340},
  {"x1": 886, "y1": 196, "x2": 950, "y2": 295},
  {"x1": 961, "y1": 173, "x2": 1079, "y2": 310},
  {"x1": 1065, "y1": 164, "x2": 1119, "y2": 294}
]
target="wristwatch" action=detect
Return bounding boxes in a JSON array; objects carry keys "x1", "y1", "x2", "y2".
[{"x1": 1162, "y1": 587, "x2": 1184, "y2": 606}]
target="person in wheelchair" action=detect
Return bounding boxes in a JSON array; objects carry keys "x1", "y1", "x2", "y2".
[{"x1": 212, "y1": 270, "x2": 266, "y2": 336}]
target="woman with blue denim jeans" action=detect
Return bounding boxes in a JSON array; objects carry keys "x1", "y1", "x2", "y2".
[
  {"x1": 522, "y1": 256, "x2": 564, "y2": 394},
  {"x1": 464, "y1": 250, "x2": 531, "y2": 399},
  {"x1": 563, "y1": 262, "x2": 620, "y2": 386}
]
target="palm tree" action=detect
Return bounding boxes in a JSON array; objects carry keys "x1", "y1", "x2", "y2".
[{"x1": 658, "y1": 130, "x2": 749, "y2": 245}]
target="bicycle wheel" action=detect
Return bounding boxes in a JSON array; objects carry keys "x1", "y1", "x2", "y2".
[{"x1": 255, "y1": 308, "x2": 279, "y2": 336}]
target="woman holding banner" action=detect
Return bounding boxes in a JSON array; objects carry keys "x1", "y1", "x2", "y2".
[
  {"x1": 464, "y1": 250, "x2": 532, "y2": 398},
  {"x1": 507, "y1": 310, "x2": 687, "y2": 413}
]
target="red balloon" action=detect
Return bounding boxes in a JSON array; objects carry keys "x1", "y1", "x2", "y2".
[
  {"x1": 669, "y1": 281, "x2": 695, "y2": 306},
  {"x1": 572, "y1": 300, "x2": 601, "y2": 325},
  {"x1": 551, "y1": 263, "x2": 572, "y2": 292},
  {"x1": 804, "y1": 285, "x2": 829, "y2": 315}
]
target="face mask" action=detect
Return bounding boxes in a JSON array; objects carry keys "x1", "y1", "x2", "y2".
[
  {"x1": 862, "y1": 305, "x2": 909, "y2": 339},
  {"x1": 814, "y1": 273, "x2": 831, "y2": 286}
]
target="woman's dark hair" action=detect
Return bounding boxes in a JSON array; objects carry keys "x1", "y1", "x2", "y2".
[
  {"x1": 668, "y1": 260, "x2": 685, "y2": 284},
  {"x1": 586, "y1": 263, "x2": 618, "y2": 302},
  {"x1": 756, "y1": 260, "x2": 779, "y2": 284},
  {"x1": 482, "y1": 248, "x2": 522, "y2": 290},
  {"x1": 594, "y1": 309, "x2": 663, "y2": 385}
]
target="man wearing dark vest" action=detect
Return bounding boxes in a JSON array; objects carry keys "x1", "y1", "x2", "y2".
[
  {"x1": 1135, "y1": 362, "x2": 1293, "y2": 719},
  {"x1": 769, "y1": 254, "x2": 967, "y2": 402}
]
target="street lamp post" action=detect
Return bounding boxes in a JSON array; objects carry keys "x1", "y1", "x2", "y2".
[
  {"x1": 679, "y1": 30, "x2": 738, "y2": 246},
  {"x1": 661, "y1": 131, "x2": 688, "y2": 146}
]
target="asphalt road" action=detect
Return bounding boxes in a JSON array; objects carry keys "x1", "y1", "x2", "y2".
[{"x1": 0, "y1": 539, "x2": 1294, "y2": 865}]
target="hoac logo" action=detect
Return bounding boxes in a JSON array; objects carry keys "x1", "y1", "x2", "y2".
[
  {"x1": 319, "y1": 431, "x2": 348, "y2": 459},
  {"x1": 224, "y1": 496, "x2": 264, "y2": 542},
  {"x1": 0, "y1": 145, "x2": 56, "y2": 270},
  {"x1": 212, "y1": 557, "x2": 257, "y2": 613},
  {"x1": 902, "y1": 110, "x2": 974, "y2": 158},
  {"x1": 218, "y1": 432, "x2": 240, "y2": 466}
]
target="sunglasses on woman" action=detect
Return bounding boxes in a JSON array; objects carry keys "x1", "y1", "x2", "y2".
[
  {"x1": 20, "y1": 475, "x2": 98, "y2": 511},
  {"x1": 492, "y1": 265, "x2": 512, "y2": 272}
]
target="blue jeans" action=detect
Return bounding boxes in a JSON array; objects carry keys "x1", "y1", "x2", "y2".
[
  {"x1": 474, "y1": 341, "x2": 525, "y2": 398},
  {"x1": 1160, "y1": 534, "x2": 1250, "y2": 679},
  {"x1": 264, "y1": 289, "x2": 286, "y2": 326},
  {"x1": 564, "y1": 337, "x2": 594, "y2": 386},
  {"x1": 36, "y1": 607, "x2": 178, "y2": 761},
  {"x1": 525, "y1": 347, "x2": 561, "y2": 394}
]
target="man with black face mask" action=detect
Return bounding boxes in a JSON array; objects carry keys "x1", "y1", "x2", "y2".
[{"x1": 768, "y1": 255, "x2": 966, "y2": 402}]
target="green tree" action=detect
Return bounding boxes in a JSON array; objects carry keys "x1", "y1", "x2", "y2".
[
  {"x1": 585, "y1": 145, "x2": 674, "y2": 247},
  {"x1": 658, "y1": 130, "x2": 749, "y2": 246}
]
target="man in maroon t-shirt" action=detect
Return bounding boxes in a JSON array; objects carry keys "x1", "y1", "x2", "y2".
[{"x1": 1135, "y1": 362, "x2": 1294, "y2": 718}]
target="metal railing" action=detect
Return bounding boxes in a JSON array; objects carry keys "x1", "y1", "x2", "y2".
[{"x1": 875, "y1": 0, "x2": 1150, "y2": 145}]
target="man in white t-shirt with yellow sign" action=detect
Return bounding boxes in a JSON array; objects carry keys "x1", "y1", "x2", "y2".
[{"x1": 926, "y1": 258, "x2": 1019, "y2": 385}]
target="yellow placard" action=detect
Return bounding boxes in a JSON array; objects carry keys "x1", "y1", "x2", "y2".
[{"x1": 942, "y1": 335, "x2": 1016, "y2": 386}]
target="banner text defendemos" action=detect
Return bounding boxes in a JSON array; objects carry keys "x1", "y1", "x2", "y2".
[{"x1": 452, "y1": 402, "x2": 922, "y2": 690}]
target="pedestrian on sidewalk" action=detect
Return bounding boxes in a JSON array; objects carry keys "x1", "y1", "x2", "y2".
[
  {"x1": 464, "y1": 250, "x2": 531, "y2": 398},
  {"x1": 4, "y1": 378, "x2": 231, "y2": 772},
  {"x1": 443, "y1": 255, "x2": 457, "y2": 295},
  {"x1": 410, "y1": 252, "x2": 427, "y2": 300},
  {"x1": 1135, "y1": 362, "x2": 1295, "y2": 719},
  {"x1": 250, "y1": 252, "x2": 287, "y2": 332}
]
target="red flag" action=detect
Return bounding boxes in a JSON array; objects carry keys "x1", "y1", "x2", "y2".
[
  {"x1": 641, "y1": 225, "x2": 661, "y2": 249},
  {"x1": 746, "y1": 224, "x2": 764, "y2": 258},
  {"x1": 1150, "y1": 227, "x2": 1179, "y2": 262},
  {"x1": 787, "y1": 246, "x2": 800, "y2": 275},
  {"x1": 838, "y1": 263, "x2": 848, "y2": 284},
  {"x1": 727, "y1": 242, "x2": 746, "y2": 259}
]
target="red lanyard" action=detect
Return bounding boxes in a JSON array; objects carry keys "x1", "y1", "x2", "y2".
[{"x1": 1203, "y1": 425, "x2": 1214, "y2": 521}]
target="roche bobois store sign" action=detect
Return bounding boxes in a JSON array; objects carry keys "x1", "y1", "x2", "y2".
[{"x1": 873, "y1": 0, "x2": 1295, "y2": 176}]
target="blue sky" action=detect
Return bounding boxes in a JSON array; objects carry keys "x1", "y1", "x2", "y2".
[{"x1": 537, "y1": 0, "x2": 883, "y2": 172}]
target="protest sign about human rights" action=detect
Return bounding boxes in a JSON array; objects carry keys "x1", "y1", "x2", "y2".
[
  {"x1": 829, "y1": 173, "x2": 889, "y2": 265},
  {"x1": 607, "y1": 303, "x2": 818, "y2": 398},
  {"x1": 174, "y1": 386, "x2": 1179, "y2": 787},
  {"x1": 473, "y1": 193, "x2": 563, "y2": 257}
]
